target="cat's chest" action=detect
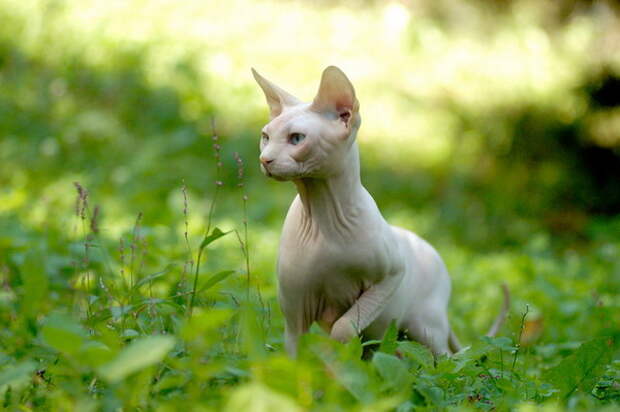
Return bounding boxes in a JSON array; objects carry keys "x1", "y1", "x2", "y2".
[
  {"x1": 278, "y1": 240, "x2": 375, "y2": 310},
  {"x1": 276, "y1": 191, "x2": 400, "y2": 302},
  {"x1": 277, "y1": 226, "x2": 390, "y2": 293}
]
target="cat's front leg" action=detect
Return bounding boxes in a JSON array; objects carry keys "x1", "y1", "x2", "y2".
[
  {"x1": 284, "y1": 324, "x2": 301, "y2": 357},
  {"x1": 330, "y1": 272, "x2": 404, "y2": 343},
  {"x1": 280, "y1": 291, "x2": 315, "y2": 357}
]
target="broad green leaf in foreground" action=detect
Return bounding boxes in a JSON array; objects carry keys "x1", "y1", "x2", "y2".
[
  {"x1": 97, "y1": 335, "x2": 175, "y2": 383},
  {"x1": 543, "y1": 336, "x2": 617, "y2": 399},
  {"x1": 225, "y1": 382, "x2": 302, "y2": 412}
]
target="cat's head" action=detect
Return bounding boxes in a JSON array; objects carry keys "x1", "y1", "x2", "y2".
[{"x1": 252, "y1": 66, "x2": 360, "y2": 181}]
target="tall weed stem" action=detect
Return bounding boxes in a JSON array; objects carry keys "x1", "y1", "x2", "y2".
[{"x1": 189, "y1": 118, "x2": 222, "y2": 316}]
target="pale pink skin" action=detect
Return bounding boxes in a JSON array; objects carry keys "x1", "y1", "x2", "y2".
[{"x1": 252, "y1": 66, "x2": 462, "y2": 357}]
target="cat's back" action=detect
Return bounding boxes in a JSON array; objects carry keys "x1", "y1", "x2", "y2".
[{"x1": 390, "y1": 225, "x2": 450, "y2": 295}]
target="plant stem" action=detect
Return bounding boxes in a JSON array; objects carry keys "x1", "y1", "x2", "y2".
[
  {"x1": 512, "y1": 304, "x2": 529, "y2": 372},
  {"x1": 189, "y1": 117, "x2": 221, "y2": 317}
]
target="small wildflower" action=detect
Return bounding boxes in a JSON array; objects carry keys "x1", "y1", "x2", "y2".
[
  {"x1": 233, "y1": 152, "x2": 245, "y2": 187},
  {"x1": 181, "y1": 180, "x2": 189, "y2": 217},
  {"x1": 73, "y1": 181, "x2": 88, "y2": 220},
  {"x1": 90, "y1": 205, "x2": 100, "y2": 234},
  {"x1": 119, "y1": 238, "x2": 126, "y2": 277}
]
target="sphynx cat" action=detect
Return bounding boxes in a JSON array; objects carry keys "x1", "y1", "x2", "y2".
[{"x1": 252, "y1": 66, "x2": 508, "y2": 357}]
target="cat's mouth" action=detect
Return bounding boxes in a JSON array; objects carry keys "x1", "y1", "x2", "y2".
[{"x1": 261, "y1": 164, "x2": 288, "y2": 181}]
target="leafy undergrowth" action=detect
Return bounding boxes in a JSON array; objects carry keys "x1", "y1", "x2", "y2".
[
  {"x1": 0, "y1": 0, "x2": 618, "y2": 410},
  {"x1": 0, "y1": 184, "x2": 618, "y2": 411}
]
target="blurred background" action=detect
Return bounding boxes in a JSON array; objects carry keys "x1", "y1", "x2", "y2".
[{"x1": 1, "y1": 0, "x2": 619, "y2": 345}]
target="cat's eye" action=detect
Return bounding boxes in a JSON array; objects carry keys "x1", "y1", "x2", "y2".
[
  {"x1": 289, "y1": 133, "x2": 306, "y2": 145},
  {"x1": 261, "y1": 132, "x2": 269, "y2": 144}
]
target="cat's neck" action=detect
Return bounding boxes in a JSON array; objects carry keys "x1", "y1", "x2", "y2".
[{"x1": 293, "y1": 143, "x2": 369, "y2": 238}]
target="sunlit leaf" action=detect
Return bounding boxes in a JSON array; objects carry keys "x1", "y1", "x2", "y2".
[
  {"x1": 225, "y1": 382, "x2": 302, "y2": 412},
  {"x1": 97, "y1": 335, "x2": 175, "y2": 383},
  {"x1": 199, "y1": 270, "x2": 236, "y2": 292},
  {"x1": 199, "y1": 227, "x2": 230, "y2": 249}
]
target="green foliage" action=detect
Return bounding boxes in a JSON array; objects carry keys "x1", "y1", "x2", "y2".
[
  {"x1": 0, "y1": 362, "x2": 37, "y2": 397},
  {"x1": 20, "y1": 249, "x2": 49, "y2": 320},
  {"x1": 544, "y1": 337, "x2": 619, "y2": 399},
  {"x1": 0, "y1": 0, "x2": 618, "y2": 410},
  {"x1": 97, "y1": 335, "x2": 176, "y2": 383},
  {"x1": 41, "y1": 312, "x2": 87, "y2": 356}
]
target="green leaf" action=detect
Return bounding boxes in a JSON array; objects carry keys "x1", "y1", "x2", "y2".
[
  {"x1": 199, "y1": 270, "x2": 236, "y2": 292},
  {"x1": 199, "y1": 227, "x2": 230, "y2": 249},
  {"x1": 0, "y1": 361, "x2": 36, "y2": 396},
  {"x1": 133, "y1": 264, "x2": 175, "y2": 289},
  {"x1": 97, "y1": 335, "x2": 175, "y2": 383},
  {"x1": 372, "y1": 352, "x2": 411, "y2": 390},
  {"x1": 181, "y1": 308, "x2": 233, "y2": 341},
  {"x1": 309, "y1": 335, "x2": 374, "y2": 402},
  {"x1": 361, "y1": 339, "x2": 383, "y2": 347},
  {"x1": 378, "y1": 320, "x2": 398, "y2": 354},
  {"x1": 41, "y1": 312, "x2": 87, "y2": 356},
  {"x1": 397, "y1": 341, "x2": 434, "y2": 369},
  {"x1": 482, "y1": 336, "x2": 515, "y2": 352},
  {"x1": 543, "y1": 336, "x2": 617, "y2": 398},
  {"x1": 79, "y1": 341, "x2": 113, "y2": 368},
  {"x1": 416, "y1": 384, "x2": 445, "y2": 406},
  {"x1": 225, "y1": 382, "x2": 302, "y2": 412}
]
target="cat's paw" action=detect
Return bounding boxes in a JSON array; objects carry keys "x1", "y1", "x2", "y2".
[{"x1": 330, "y1": 318, "x2": 358, "y2": 343}]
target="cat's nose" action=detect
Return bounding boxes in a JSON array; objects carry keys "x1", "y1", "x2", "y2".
[{"x1": 260, "y1": 157, "x2": 274, "y2": 167}]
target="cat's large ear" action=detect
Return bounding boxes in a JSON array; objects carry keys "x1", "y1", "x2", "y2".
[
  {"x1": 252, "y1": 68, "x2": 301, "y2": 119},
  {"x1": 311, "y1": 66, "x2": 359, "y2": 128}
]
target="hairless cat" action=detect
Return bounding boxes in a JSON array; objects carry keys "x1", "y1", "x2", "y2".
[{"x1": 252, "y1": 66, "x2": 509, "y2": 357}]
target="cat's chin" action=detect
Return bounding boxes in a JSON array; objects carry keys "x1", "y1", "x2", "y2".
[
  {"x1": 270, "y1": 174, "x2": 289, "y2": 182},
  {"x1": 263, "y1": 170, "x2": 290, "y2": 181}
]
